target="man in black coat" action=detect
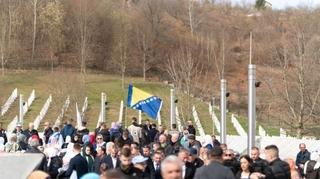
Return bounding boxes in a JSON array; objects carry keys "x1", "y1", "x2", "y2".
[
  {"x1": 187, "y1": 121, "x2": 196, "y2": 136},
  {"x1": 142, "y1": 145, "x2": 155, "y2": 177},
  {"x1": 251, "y1": 146, "x2": 274, "y2": 179},
  {"x1": 148, "y1": 124, "x2": 158, "y2": 143},
  {"x1": 168, "y1": 132, "x2": 182, "y2": 155},
  {"x1": 117, "y1": 147, "x2": 143, "y2": 179},
  {"x1": 194, "y1": 146, "x2": 235, "y2": 179},
  {"x1": 222, "y1": 149, "x2": 240, "y2": 176},
  {"x1": 148, "y1": 151, "x2": 163, "y2": 179},
  {"x1": 265, "y1": 144, "x2": 291, "y2": 179},
  {"x1": 94, "y1": 145, "x2": 107, "y2": 174},
  {"x1": 103, "y1": 143, "x2": 120, "y2": 169},
  {"x1": 65, "y1": 143, "x2": 88, "y2": 178},
  {"x1": 189, "y1": 148, "x2": 204, "y2": 168},
  {"x1": 178, "y1": 148, "x2": 196, "y2": 179},
  {"x1": 43, "y1": 122, "x2": 53, "y2": 144},
  {"x1": 23, "y1": 122, "x2": 39, "y2": 142}
]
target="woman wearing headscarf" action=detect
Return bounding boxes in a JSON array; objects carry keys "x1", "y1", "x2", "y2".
[{"x1": 81, "y1": 143, "x2": 95, "y2": 172}]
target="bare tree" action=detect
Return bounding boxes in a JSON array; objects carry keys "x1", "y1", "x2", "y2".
[
  {"x1": 275, "y1": 26, "x2": 320, "y2": 138},
  {"x1": 0, "y1": 0, "x2": 8, "y2": 75},
  {"x1": 166, "y1": 43, "x2": 205, "y2": 120},
  {"x1": 30, "y1": 0, "x2": 39, "y2": 62},
  {"x1": 39, "y1": 0, "x2": 64, "y2": 72},
  {"x1": 0, "y1": 16, "x2": 6, "y2": 76}
]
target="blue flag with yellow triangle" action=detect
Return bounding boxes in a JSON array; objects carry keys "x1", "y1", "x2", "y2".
[{"x1": 127, "y1": 84, "x2": 162, "y2": 119}]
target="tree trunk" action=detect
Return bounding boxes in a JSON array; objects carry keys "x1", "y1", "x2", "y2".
[
  {"x1": 188, "y1": 0, "x2": 194, "y2": 37},
  {"x1": 0, "y1": 23, "x2": 6, "y2": 76},
  {"x1": 296, "y1": 127, "x2": 302, "y2": 139},
  {"x1": 31, "y1": 0, "x2": 37, "y2": 63},
  {"x1": 8, "y1": 0, "x2": 12, "y2": 59},
  {"x1": 51, "y1": 51, "x2": 54, "y2": 73},
  {"x1": 80, "y1": 0, "x2": 87, "y2": 74}
]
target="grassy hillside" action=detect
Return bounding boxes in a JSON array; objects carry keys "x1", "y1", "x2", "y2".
[{"x1": 0, "y1": 70, "x2": 277, "y2": 136}]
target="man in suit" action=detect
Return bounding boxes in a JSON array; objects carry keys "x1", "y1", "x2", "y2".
[
  {"x1": 65, "y1": 143, "x2": 88, "y2": 178},
  {"x1": 142, "y1": 145, "x2": 154, "y2": 176},
  {"x1": 178, "y1": 148, "x2": 196, "y2": 179},
  {"x1": 194, "y1": 146, "x2": 236, "y2": 179},
  {"x1": 103, "y1": 142, "x2": 120, "y2": 169},
  {"x1": 148, "y1": 151, "x2": 163, "y2": 179},
  {"x1": 94, "y1": 145, "x2": 107, "y2": 174}
]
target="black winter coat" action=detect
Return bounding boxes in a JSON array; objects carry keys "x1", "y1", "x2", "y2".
[{"x1": 269, "y1": 158, "x2": 291, "y2": 179}]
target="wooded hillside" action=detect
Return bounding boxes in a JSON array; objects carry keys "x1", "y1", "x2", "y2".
[{"x1": 0, "y1": 0, "x2": 319, "y2": 137}]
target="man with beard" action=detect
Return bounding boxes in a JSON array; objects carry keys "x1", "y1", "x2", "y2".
[
  {"x1": 222, "y1": 149, "x2": 240, "y2": 176},
  {"x1": 118, "y1": 147, "x2": 143, "y2": 179}
]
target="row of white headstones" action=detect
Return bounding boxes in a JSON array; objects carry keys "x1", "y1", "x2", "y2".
[
  {"x1": 1, "y1": 89, "x2": 288, "y2": 137},
  {"x1": 0, "y1": 89, "x2": 93, "y2": 133}
]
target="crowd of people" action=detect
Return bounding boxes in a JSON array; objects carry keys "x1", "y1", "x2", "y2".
[{"x1": 0, "y1": 117, "x2": 319, "y2": 179}]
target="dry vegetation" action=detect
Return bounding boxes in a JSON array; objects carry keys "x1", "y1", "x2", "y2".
[{"x1": 0, "y1": 0, "x2": 319, "y2": 137}]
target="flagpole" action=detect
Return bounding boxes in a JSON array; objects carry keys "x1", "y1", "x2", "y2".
[
  {"x1": 157, "y1": 101, "x2": 163, "y2": 126},
  {"x1": 220, "y1": 79, "x2": 227, "y2": 144},
  {"x1": 248, "y1": 32, "x2": 256, "y2": 153},
  {"x1": 170, "y1": 88, "x2": 176, "y2": 129}
]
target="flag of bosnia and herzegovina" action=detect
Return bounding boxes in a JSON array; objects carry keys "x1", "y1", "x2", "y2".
[{"x1": 127, "y1": 84, "x2": 162, "y2": 119}]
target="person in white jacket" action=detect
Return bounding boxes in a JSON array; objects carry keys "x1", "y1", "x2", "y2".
[{"x1": 128, "y1": 117, "x2": 142, "y2": 144}]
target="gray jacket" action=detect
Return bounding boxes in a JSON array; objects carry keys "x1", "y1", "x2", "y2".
[{"x1": 194, "y1": 160, "x2": 236, "y2": 179}]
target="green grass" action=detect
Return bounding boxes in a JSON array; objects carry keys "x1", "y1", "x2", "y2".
[{"x1": 0, "y1": 70, "x2": 281, "y2": 136}]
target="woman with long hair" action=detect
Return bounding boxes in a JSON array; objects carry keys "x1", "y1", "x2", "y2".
[{"x1": 236, "y1": 155, "x2": 254, "y2": 179}]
